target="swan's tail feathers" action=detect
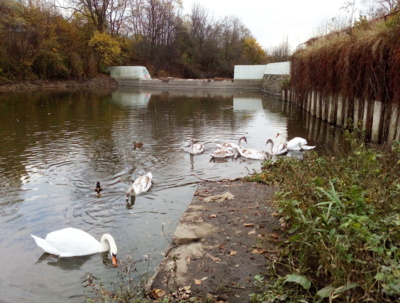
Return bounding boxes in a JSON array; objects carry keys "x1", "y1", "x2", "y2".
[
  {"x1": 301, "y1": 145, "x2": 316, "y2": 150},
  {"x1": 31, "y1": 234, "x2": 60, "y2": 256}
]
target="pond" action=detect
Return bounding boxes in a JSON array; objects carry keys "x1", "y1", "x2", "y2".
[{"x1": 0, "y1": 87, "x2": 343, "y2": 302}]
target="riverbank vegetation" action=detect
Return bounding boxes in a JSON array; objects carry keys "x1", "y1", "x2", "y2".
[
  {"x1": 0, "y1": 0, "x2": 270, "y2": 82},
  {"x1": 249, "y1": 130, "x2": 400, "y2": 302},
  {"x1": 291, "y1": 9, "x2": 400, "y2": 105}
]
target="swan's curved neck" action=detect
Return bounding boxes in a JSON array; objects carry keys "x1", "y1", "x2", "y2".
[{"x1": 100, "y1": 234, "x2": 117, "y2": 254}]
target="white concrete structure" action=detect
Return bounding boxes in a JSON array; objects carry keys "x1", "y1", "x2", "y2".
[
  {"x1": 233, "y1": 62, "x2": 290, "y2": 80},
  {"x1": 264, "y1": 62, "x2": 290, "y2": 75},
  {"x1": 234, "y1": 65, "x2": 266, "y2": 80},
  {"x1": 108, "y1": 66, "x2": 151, "y2": 79}
]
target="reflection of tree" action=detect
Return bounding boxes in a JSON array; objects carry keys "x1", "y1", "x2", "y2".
[
  {"x1": 0, "y1": 88, "x2": 124, "y2": 202},
  {"x1": 0, "y1": 174, "x2": 23, "y2": 221}
]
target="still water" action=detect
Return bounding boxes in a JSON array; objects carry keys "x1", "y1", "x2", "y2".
[{"x1": 0, "y1": 87, "x2": 342, "y2": 302}]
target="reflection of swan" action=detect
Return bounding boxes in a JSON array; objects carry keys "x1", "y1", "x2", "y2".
[
  {"x1": 31, "y1": 228, "x2": 118, "y2": 267},
  {"x1": 266, "y1": 139, "x2": 288, "y2": 155},
  {"x1": 216, "y1": 136, "x2": 247, "y2": 150},
  {"x1": 126, "y1": 172, "x2": 153, "y2": 201},
  {"x1": 36, "y1": 253, "x2": 93, "y2": 270},
  {"x1": 210, "y1": 147, "x2": 240, "y2": 158},
  {"x1": 189, "y1": 139, "x2": 205, "y2": 155},
  {"x1": 276, "y1": 133, "x2": 315, "y2": 151}
]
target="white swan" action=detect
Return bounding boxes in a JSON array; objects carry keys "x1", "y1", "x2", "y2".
[
  {"x1": 238, "y1": 147, "x2": 266, "y2": 160},
  {"x1": 276, "y1": 133, "x2": 316, "y2": 151},
  {"x1": 266, "y1": 139, "x2": 288, "y2": 155},
  {"x1": 210, "y1": 147, "x2": 240, "y2": 158},
  {"x1": 31, "y1": 228, "x2": 118, "y2": 266},
  {"x1": 126, "y1": 172, "x2": 153, "y2": 201},
  {"x1": 216, "y1": 136, "x2": 247, "y2": 150},
  {"x1": 189, "y1": 139, "x2": 205, "y2": 155}
]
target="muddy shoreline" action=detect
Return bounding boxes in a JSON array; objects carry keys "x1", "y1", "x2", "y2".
[{"x1": 0, "y1": 75, "x2": 119, "y2": 93}]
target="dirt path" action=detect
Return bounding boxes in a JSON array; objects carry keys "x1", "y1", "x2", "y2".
[{"x1": 148, "y1": 180, "x2": 281, "y2": 302}]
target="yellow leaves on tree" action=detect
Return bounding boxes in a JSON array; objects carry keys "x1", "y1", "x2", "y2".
[
  {"x1": 89, "y1": 31, "x2": 121, "y2": 66},
  {"x1": 241, "y1": 37, "x2": 268, "y2": 64}
]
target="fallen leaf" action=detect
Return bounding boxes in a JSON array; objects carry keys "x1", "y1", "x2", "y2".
[
  {"x1": 252, "y1": 248, "x2": 267, "y2": 254},
  {"x1": 269, "y1": 232, "x2": 279, "y2": 239},
  {"x1": 204, "y1": 192, "x2": 234, "y2": 202},
  {"x1": 207, "y1": 253, "x2": 221, "y2": 262},
  {"x1": 194, "y1": 277, "x2": 208, "y2": 285},
  {"x1": 229, "y1": 250, "x2": 237, "y2": 256},
  {"x1": 151, "y1": 288, "x2": 166, "y2": 299},
  {"x1": 209, "y1": 214, "x2": 217, "y2": 218},
  {"x1": 244, "y1": 223, "x2": 254, "y2": 227},
  {"x1": 248, "y1": 229, "x2": 256, "y2": 235}
]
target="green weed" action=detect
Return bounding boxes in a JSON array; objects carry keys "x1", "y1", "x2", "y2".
[{"x1": 249, "y1": 133, "x2": 400, "y2": 302}]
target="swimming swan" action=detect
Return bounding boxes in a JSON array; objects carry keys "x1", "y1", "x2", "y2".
[
  {"x1": 31, "y1": 228, "x2": 118, "y2": 266},
  {"x1": 266, "y1": 139, "x2": 288, "y2": 155},
  {"x1": 126, "y1": 172, "x2": 153, "y2": 201},
  {"x1": 210, "y1": 147, "x2": 240, "y2": 158},
  {"x1": 238, "y1": 147, "x2": 266, "y2": 160},
  {"x1": 276, "y1": 133, "x2": 315, "y2": 151},
  {"x1": 216, "y1": 136, "x2": 247, "y2": 150},
  {"x1": 189, "y1": 139, "x2": 205, "y2": 155}
]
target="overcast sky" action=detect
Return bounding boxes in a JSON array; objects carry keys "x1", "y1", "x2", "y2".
[{"x1": 181, "y1": 0, "x2": 352, "y2": 52}]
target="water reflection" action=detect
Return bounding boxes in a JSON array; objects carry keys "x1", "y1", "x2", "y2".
[
  {"x1": 233, "y1": 96, "x2": 263, "y2": 111},
  {"x1": 36, "y1": 254, "x2": 94, "y2": 271},
  {"x1": 0, "y1": 87, "x2": 344, "y2": 303}
]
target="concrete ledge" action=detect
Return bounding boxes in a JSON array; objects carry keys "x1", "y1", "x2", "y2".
[{"x1": 113, "y1": 78, "x2": 263, "y2": 91}]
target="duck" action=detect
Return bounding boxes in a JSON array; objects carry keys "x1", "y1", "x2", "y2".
[
  {"x1": 276, "y1": 133, "x2": 315, "y2": 151},
  {"x1": 265, "y1": 139, "x2": 288, "y2": 155},
  {"x1": 125, "y1": 172, "x2": 153, "y2": 201},
  {"x1": 95, "y1": 182, "x2": 102, "y2": 195},
  {"x1": 189, "y1": 139, "x2": 205, "y2": 155},
  {"x1": 216, "y1": 136, "x2": 247, "y2": 150},
  {"x1": 31, "y1": 227, "x2": 118, "y2": 267},
  {"x1": 133, "y1": 141, "x2": 143, "y2": 149},
  {"x1": 210, "y1": 147, "x2": 240, "y2": 159}
]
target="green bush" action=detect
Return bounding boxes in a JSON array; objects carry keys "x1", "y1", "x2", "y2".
[{"x1": 249, "y1": 132, "x2": 400, "y2": 302}]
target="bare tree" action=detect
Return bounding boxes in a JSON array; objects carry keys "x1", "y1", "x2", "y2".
[
  {"x1": 269, "y1": 36, "x2": 290, "y2": 62},
  {"x1": 126, "y1": 0, "x2": 183, "y2": 72},
  {"x1": 360, "y1": 0, "x2": 400, "y2": 17}
]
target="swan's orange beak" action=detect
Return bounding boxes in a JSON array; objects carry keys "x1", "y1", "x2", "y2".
[{"x1": 112, "y1": 254, "x2": 118, "y2": 267}]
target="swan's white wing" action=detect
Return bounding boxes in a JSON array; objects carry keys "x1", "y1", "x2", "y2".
[
  {"x1": 287, "y1": 137, "x2": 310, "y2": 150},
  {"x1": 272, "y1": 143, "x2": 288, "y2": 155},
  {"x1": 300, "y1": 145, "x2": 316, "y2": 150},
  {"x1": 217, "y1": 142, "x2": 240, "y2": 149},
  {"x1": 210, "y1": 148, "x2": 234, "y2": 158},
  {"x1": 133, "y1": 174, "x2": 152, "y2": 194},
  {"x1": 44, "y1": 228, "x2": 101, "y2": 257},
  {"x1": 240, "y1": 148, "x2": 265, "y2": 160},
  {"x1": 31, "y1": 234, "x2": 61, "y2": 256}
]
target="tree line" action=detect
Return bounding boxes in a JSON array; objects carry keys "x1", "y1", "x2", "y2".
[{"x1": 0, "y1": 0, "x2": 273, "y2": 81}]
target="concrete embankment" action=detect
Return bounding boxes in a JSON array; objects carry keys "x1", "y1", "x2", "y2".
[
  {"x1": 147, "y1": 180, "x2": 280, "y2": 302},
  {"x1": 113, "y1": 78, "x2": 263, "y2": 91}
]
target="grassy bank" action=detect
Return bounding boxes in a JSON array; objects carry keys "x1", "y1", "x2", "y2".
[{"x1": 248, "y1": 130, "x2": 400, "y2": 302}]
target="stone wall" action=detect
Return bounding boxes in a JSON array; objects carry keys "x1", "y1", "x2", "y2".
[{"x1": 261, "y1": 74, "x2": 289, "y2": 96}]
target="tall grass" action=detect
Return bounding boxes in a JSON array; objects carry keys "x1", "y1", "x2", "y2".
[
  {"x1": 291, "y1": 13, "x2": 400, "y2": 105},
  {"x1": 249, "y1": 131, "x2": 400, "y2": 302}
]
